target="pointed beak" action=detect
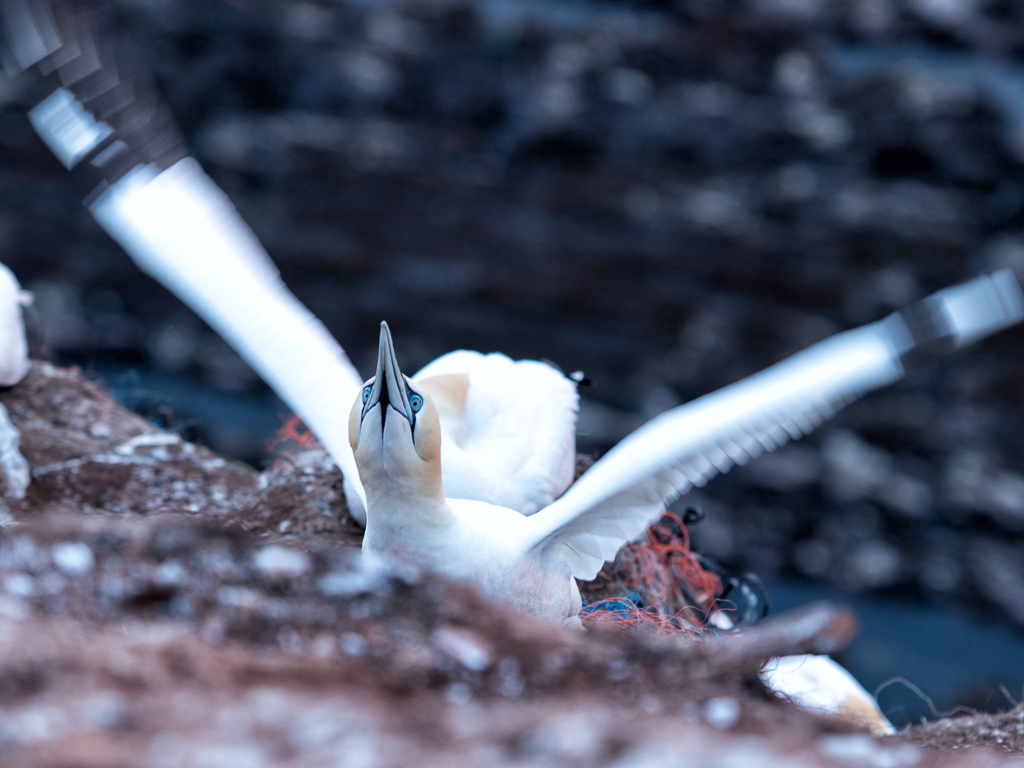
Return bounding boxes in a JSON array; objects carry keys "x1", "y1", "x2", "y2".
[{"x1": 362, "y1": 321, "x2": 413, "y2": 428}]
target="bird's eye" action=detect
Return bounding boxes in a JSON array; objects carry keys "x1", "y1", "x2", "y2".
[
  {"x1": 361, "y1": 385, "x2": 372, "y2": 404},
  {"x1": 409, "y1": 393, "x2": 423, "y2": 412}
]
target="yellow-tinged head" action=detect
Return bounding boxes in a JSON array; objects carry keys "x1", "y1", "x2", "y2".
[{"x1": 349, "y1": 322, "x2": 444, "y2": 505}]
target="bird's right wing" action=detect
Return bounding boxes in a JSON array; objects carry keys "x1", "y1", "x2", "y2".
[
  {"x1": 0, "y1": 1, "x2": 366, "y2": 503},
  {"x1": 522, "y1": 271, "x2": 1024, "y2": 581}
]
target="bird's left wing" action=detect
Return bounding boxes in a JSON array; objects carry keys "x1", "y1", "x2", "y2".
[
  {"x1": 1, "y1": 1, "x2": 366, "y2": 502},
  {"x1": 522, "y1": 271, "x2": 1024, "y2": 581},
  {"x1": 413, "y1": 350, "x2": 579, "y2": 514}
]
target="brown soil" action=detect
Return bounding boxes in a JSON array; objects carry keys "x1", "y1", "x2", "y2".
[
  {"x1": 0, "y1": 364, "x2": 1018, "y2": 766},
  {"x1": 905, "y1": 706, "x2": 1024, "y2": 754}
]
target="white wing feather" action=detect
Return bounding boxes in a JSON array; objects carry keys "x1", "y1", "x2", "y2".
[
  {"x1": 414, "y1": 351, "x2": 579, "y2": 514},
  {"x1": 523, "y1": 319, "x2": 913, "y2": 581},
  {"x1": 524, "y1": 268, "x2": 1024, "y2": 582},
  {"x1": 3, "y1": 5, "x2": 371, "y2": 509},
  {"x1": 89, "y1": 160, "x2": 366, "y2": 497}
]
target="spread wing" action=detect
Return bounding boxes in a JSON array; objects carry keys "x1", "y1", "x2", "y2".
[
  {"x1": 521, "y1": 271, "x2": 1024, "y2": 581},
  {"x1": 2, "y1": 1, "x2": 366, "y2": 498},
  {"x1": 414, "y1": 351, "x2": 579, "y2": 514}
]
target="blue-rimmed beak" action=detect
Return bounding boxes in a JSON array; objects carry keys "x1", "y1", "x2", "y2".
[{"x1": 361, "y1": 321, "x2": 414, "y2": 431}]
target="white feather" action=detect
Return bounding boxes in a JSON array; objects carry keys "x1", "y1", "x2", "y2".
[
  {"x1": 86, "y1": 160, "x2": 579, "y2": 527},
  {"x1": 518, "y1": 268, "x2": 1024, "y2": 584},
  {"x1": 763, "y1": 655, "x2": 894, "y2": 735},
  {"x1": 413, "y1": 351, "x2": 579, "y2": 515},
  {"x1": 89, "y1": 160, "x2": 366, "y2": 494}
]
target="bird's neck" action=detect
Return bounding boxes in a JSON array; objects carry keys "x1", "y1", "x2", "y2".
[
  {"x1": 362, "y1": 476, "x2": 454, "y2": 561},
  {"x1": 361, "y1": 460, "x2": 452, "y2": 531}
]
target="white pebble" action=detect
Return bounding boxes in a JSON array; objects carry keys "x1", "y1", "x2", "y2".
[
  {"x1": 446, "y1": 682, "x2": 472, "y2": 706},
  {"x1": 704, "y1": 697, "x2": 740, "y2": 730},
  {"x1": 4, "y1": 573, "x2": 33, "y2": 595},
  {"x1": 819, "y1": 735, "x2": 920, "y2": 767},
  {"x1": 88, "y1": 422, "x2": 111, "y2": 439},
  {"x1": 254, "y1": 546, "x2": 310, "y2": 577},
  {"x1": 433, "y1": 626, "x2": 492, "y2": 671},
  {"x1": 319, "y1": 570, "x2": 376, "y2": 596},
  {"x1": 52, "y1": 542, "x2": 94, "y2": 574},
  {"x1": 341, "y1": 632, "x2": 367, "y2": 656}
]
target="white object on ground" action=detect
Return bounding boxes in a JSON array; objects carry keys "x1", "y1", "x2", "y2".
[
  {"x1": 763, "y1": 654, "x2": 895, "y2": 736},
  {"x1": 0, "y1": 263, "x2": 30, "y2": 387}
]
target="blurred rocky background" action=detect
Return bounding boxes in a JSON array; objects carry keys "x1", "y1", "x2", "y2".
[{"x1": 3, "y1": 0, "x2": 1024, "y2": 723}]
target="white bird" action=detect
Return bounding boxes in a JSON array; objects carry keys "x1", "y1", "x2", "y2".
[
  {"x1": 353, "y1": 272, "x2": 1023, "y2": 624},
  {"x1": 0, "y1": 262, "x2": 31, "y2": 388},
  {"x1": 352, "y1": 323, "x2": 585, "y2": 625}
]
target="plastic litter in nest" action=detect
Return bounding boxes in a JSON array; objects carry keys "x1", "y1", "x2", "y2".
[
  {"x1": 580, "y1": 511, "x2": 725, "y2": 635},
  {"x1": 267, "y1": 413, "x2": 319, "y2": 455}
]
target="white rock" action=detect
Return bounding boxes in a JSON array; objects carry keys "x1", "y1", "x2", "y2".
[
  {"x1": 763, "y1": 655, "x2": 894, "y2": 736},
  {"x1": 704, "y1": 697, "x2": 740, "y2": 729},
  {"x1": 0, "y1": 262, "x2": 30, "y2": 387},
  {"x1": 340, "y1": 632, "x2": 366, "y2": 656},
  {"x1": 254, "y1": 545, "x2": 310, "y2": 577},
  {"x1": 51, "y1": 542, "x2": 95, "y2": 575}
]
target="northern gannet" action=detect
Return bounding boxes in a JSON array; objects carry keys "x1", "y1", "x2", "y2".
[
  {"x1": 354, "y1": 271, "x2": 1023, "y2": 624},
  {"x1": 352, "y1": 322, "x2": 585, "y2": 625}
]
